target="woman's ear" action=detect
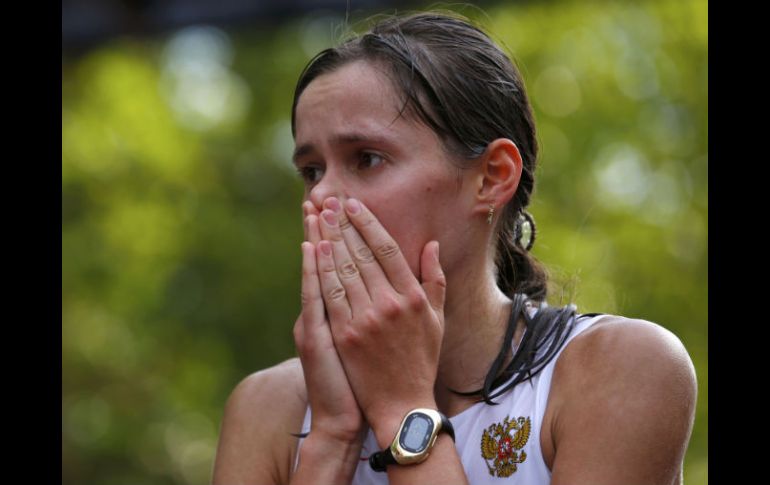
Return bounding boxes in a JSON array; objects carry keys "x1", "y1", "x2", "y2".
[{"x1": 475, "y1": 138, "x2": 523, "y2": 213}]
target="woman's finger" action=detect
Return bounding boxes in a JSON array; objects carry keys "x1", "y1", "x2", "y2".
[
  {"x1": 303, "y1": 201, "x2": 322, "y2": 244},
  {"x1": 343, "y1": 198, "x2": 417, "y2": 294},
  {"x1": 300, "y1": 241, "x2": 325, "y2": 327},
  {"x1": 316, "y1": 240, "x2": 352, "y2": 328},
  {"x1": 306, "y1": 215, "x2": 322, "y2": 246},
  {"x1": 324, "y1": 197, "x2": 390, "y2": 298},
  {"x1": 303, "y1": 200, "x2": 319, "y2": 218},
  {"x1": 420, "y1": 241, "x2": 446, "y2": 318},
  {"x1": 318, "y1": 201, "x2": 372, "y2": 317}
]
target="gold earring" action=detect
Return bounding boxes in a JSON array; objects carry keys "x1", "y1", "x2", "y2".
[{"x1": 487, "y1": 204, "x2": 495, "y2": 225}]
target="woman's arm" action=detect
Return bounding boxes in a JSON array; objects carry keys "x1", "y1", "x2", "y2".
[
  {"x1": 211, "y1": 358, "x2": 308, "y2": 485},
  {"x1": 211, "y1": 357, "x2": 366, "y2": 485},
  {"x1": 213, "y1": 203, "x2": 367, "y2": 485},
  {"x1": 547, "y1": 317, "x2": 698, "y2": 485}
]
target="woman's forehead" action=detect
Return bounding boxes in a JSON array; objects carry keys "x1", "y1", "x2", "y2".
[
  {"x1": 294, "y1": 61, "x2": 427, "y2": 143},
  {"x1": 298, "y1": 62, "x2": 399, "y2": 115}
]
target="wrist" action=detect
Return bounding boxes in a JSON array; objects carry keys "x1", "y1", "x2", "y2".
[
  {"x1": 367, "y1": 407, "x2": 457, "y2": 474},
  {"x1": 307, "y1": 424, "x2": 366, "y2": 449},
  {"x1": 368, "y1": 400, "x2": 438, "y2": 449},
  {"x1": 295, "y1": 432, "x2": 364, "y2": 483},
  {"x1": 307, "y1": 416, "x2": 366, "y2": 446}
]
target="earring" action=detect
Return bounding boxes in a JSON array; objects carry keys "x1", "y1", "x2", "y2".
[
  {"x1": 487, "y1": 204, "x2": 495, "y2": 225},
  {"x1": 514, "y1": 210, "x2": 537, "y2": 251}
]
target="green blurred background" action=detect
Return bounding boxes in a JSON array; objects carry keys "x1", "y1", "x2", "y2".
[{"x1": 62, "y1": 0, "x2": 707, "y2": 483}]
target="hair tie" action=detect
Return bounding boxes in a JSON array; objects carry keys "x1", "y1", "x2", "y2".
[{"x1": 514, "y1": 210, "x2": 536, "y2": 251}]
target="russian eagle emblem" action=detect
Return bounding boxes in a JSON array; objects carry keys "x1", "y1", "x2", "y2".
[{"x1": 480, "y1": 416, "x2": 531, "y2": 477}]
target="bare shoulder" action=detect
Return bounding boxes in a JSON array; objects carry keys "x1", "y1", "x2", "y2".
[
  {"x1": 226, "y1": 357, "x2": 307, "y2": 414},
  {"x1": 212, "y1": 357, "x2": 308, "y2": 485},
  {"x1": 563, "y1": 316, "x2": 697, "y2": 399},
  {"x1": 547, "y1": 315, "x2": 698, "y2": 485},
  {"x1": 559, "y1": 315, "x2": 697, "y2": 384}
]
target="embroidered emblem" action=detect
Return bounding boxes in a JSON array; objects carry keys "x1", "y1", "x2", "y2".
[{"x1": 480, "y1": 416, "x2": 531, "y2": 477}]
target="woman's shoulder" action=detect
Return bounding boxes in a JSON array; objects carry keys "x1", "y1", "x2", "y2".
[
  {"x1": 546, "y1": 313, "x2": 697, "y2": 427},
  {"x1": 545, "y1": 315, "x2": 698, "y2": 483},
  {"x1": 554, "y1": 314, "x2": 697, "y2": 398},
  {"x1": 224, "y1": 357, "x2": 308, "y2": 423},
  {"x1": 232, "y1": 357, "x2": 307, "y2": 405},
  {"x1": 565, "y1": 314, "x2": 696, "y2": 374},
  {"x1": 212, "y1": 358, "x2": 308, "y2": 485}
]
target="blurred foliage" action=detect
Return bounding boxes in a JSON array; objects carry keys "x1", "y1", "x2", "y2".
[{"x1": 62, "y1": 0, "x2": 707, "y2": 483}]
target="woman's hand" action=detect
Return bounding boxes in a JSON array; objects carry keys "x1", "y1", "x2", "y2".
[
  {"x1": 314, "y1": 196, "x2": 446, "y2": 447},
  {"x1": 293, "y1": 201, "x2": 365, "y2": 445}
]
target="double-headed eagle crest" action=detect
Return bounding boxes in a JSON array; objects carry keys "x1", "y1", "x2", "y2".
[{"x1": 480, "y1": 415, "x2": 531, "y2": 477}]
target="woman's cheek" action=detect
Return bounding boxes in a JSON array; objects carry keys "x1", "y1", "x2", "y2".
[
  {"x1": 385, "y1": 226, "x2": 426, "y2": 279},
  {"x1": 363, "y1": 206, "x2": 421, "y2": 278}
]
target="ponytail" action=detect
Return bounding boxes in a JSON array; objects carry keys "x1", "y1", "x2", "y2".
[{"x1": 453, "y1": 202, "x2": 581, "y2": 405}]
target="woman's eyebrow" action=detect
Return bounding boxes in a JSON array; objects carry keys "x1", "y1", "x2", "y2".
[{"x1": 292, "y1": 132, "x2": 397, "y2": 165}]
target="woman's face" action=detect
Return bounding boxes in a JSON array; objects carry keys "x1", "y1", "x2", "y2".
[{"x1": 293, "y1": 60, "x2": 478, "y2": 279}]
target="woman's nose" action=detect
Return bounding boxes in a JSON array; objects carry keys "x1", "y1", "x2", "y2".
[{"x1": 308, "y1": 170, "x2": 345, "y2": 211}]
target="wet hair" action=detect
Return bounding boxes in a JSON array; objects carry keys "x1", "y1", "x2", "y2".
[{"x1": 291, "y1": 11, "x2": 591, "y2": 404}]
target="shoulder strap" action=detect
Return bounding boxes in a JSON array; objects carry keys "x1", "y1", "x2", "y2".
[{"x1": 579, "y1": 312, "x2": 604, "y2": 318}]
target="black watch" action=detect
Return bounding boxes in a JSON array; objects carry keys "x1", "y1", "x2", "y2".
[{"x1": 369, "y1": 408, "x2": 456, "y2": 472}]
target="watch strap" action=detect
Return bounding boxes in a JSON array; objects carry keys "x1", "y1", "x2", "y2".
[
  {"x1": 440, "y1": 412, "x2": 456, "y2": 441},
  {"x1": 368, "y1": 447, "x2": 397, "y2": 472}
]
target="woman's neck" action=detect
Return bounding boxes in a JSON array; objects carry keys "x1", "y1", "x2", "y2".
[{"x1": 433, "y1": 261, "x2": 526, "y2": 417}]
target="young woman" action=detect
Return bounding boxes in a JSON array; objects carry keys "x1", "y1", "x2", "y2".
[{"x1": 212, "y1": 12, "x2": 697, "y2": 485}]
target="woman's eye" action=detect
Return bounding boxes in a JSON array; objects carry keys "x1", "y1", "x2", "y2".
[
  {"x1": 358, "y1": 152, "x2": 385, "y2": 170},
  {"x1": 298, "y1": 166, "x2": 324, "y2": 184}
]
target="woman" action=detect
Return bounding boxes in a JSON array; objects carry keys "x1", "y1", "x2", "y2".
[{"x1": 212, "y1": 12, "x2": 697, "y2": 485}]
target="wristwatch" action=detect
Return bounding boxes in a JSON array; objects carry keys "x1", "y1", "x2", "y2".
[{"x1": 369, "y1": 408, "x2": 456, "y2": 472}]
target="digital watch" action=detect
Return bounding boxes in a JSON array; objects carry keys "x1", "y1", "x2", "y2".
[{"x1": 368, "y1": 408, "x2": 456, "y2": 472}]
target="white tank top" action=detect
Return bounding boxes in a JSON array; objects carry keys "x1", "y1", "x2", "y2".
[{"x1": 294, "y1": 312, "x2": 606, "y2": 484}]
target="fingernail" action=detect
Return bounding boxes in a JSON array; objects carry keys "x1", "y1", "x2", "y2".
[
  {"x1": 326, "y1": 197, "x2": 341, "y2": 214},
  {"x1": 322, "y1": 210, "x2": 337, "y2": 226},
  {"x1": 319, "y1": 240, "x2": 332, "y2": 256},
  {"x1": 345, "y1": 198, "x2": 361, "y2": 215}
]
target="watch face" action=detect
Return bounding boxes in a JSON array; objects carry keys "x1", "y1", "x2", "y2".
[{"x1": 399, "y1": 412, "x2": 435, "y2": 453}]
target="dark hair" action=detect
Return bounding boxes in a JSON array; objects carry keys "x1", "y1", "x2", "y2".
[{"x1": 291, "y1": 11, "x2": 586, "y2": 403}]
